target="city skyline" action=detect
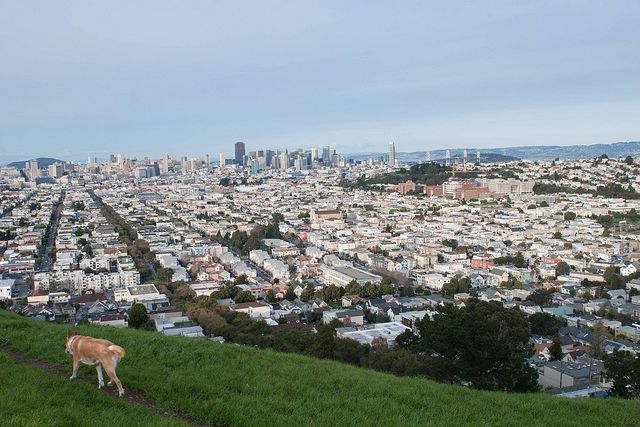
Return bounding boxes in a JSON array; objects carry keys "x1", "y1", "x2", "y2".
[{"x1": 1, "y1": 1, "x2": 639, "y2": 162}]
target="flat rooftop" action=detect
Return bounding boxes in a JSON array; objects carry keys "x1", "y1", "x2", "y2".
[{"x1": 332, "y1": 266, "x2": 381, "y2": 281}]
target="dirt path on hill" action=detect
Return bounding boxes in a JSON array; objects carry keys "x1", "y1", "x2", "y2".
[{"x1": 0, "y1": 347, "x2": 210, "y2": 427}]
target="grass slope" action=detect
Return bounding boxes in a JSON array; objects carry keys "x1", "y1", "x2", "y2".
[
  {"x1": 1, "y1": 311, "x2": 639, "y2": 427},
  {"x1": 0, "y1": 353, "x2": 182, "y2": 427}
]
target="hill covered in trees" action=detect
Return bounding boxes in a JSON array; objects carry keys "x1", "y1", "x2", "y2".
[{"x1": 341, "y1": 162, "x2": 478, "y2": 189}]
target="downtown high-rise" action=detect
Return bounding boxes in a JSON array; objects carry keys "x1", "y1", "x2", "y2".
[{"x1": 235, "y1": 142, "x2": 246, "y2": 166}]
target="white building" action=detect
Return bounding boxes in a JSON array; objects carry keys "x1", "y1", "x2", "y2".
[
  {"x1": 0, "y1": 278, "x2": 15, "y2": 300},
  {"x1": 322, "y1": 265, "x2": 382, "y2": 287}
]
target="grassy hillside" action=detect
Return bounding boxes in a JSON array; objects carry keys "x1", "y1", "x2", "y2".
[
  {"x1": 1, "y1": 311, "x2": 639, "y2": 426},
  {"x1": 0, "y1": 353, "x2": 181, "y2": 427}
]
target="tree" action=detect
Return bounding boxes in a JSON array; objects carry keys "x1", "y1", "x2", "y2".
[
  {"x1": 604, "y1": 266, "x2": 624, "y2": 289},
  {"x1": 172, "y1": 282, "x2": 196, "y2": 307},
  {"x1": 555, "y1": 261, "x2": 571, "y2": 277},
  {"x1": 380, "y1": 282, "x2": 395, "y2": 296},
  {"x1": 563, "y1": 211, "x2": 576, "y2": 221},
  {"x1": 399, "y1": 286, "x2": 415, "y2": 297},
  {"x1": 528, "y1": 312, "x2": 565, "y2": 336},
  {"x1": 234, "y1": 290, "x2": 256, "y2": 303},
  {"x1": 234, "y1": 274, "x2": 248, "y2": 285},
  {"x1": 284, "y1": 286, "x2": 296, "y2": 301},
  {"x1": 128, "y1": 303, "x2": 149, "y2": 328},
  {"x1": 307, "y1": 324, "x2": 336, "y2": 359},
  {"x1": 553, "y1": 231, "x2": 562, "y2": 239},
  {"x1": 360, "y1": 282, "x2": 381, "y2": 298},
  {"x1": 513, "y1": 251, "x2": 527, "y2": 268},
  {"x1": 442, "y1": 239, "x2": 458, "y2": 249},
  {"x1": 548, "y1": 340, "x2": 563, "y2": 361},
  {"x1": 265, "y1": 289, "x2": 277, "y2": 302},
  {"x1": 603, "y1": 351, "x2": 640, "y2": 398},
  {"x1": 397, "y1": 300, "x2": 539, "y2": 392},
  {"x1": 526, "y1": 289, "x2": 553, "y2": 306},
  {"x1": 344, "y1": 280, "x2": 362, "y2": 296},
  {"x1": 156, "y1": 267, "x2": 174, "y2": 285},
  {"x1": 625, "y1": 155, "x2": 635, "y2": 165},
  {"x1": 442, "y1": 277, "x2": 470, "y2": 297},
  {"x1": 300, "y1": 283, "x2": 316, "y2": 301}
]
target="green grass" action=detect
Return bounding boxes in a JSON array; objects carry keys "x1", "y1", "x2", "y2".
[
  {"x1": 0, "y1": 353, "x2": 182, "y2": 427},
  {"x1": 1, "y1": 311, "x2": 639, "y2": 426}
]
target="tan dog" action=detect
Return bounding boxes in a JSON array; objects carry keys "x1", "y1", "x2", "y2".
[{"x1": 65, "y1": 332, "x2": 126, "y2": 397}]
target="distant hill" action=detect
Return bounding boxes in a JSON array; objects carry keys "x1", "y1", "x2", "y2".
[
  {"x1": 1, "y1": 311, "x2": 638, "y2": 426},
  {"x1": 6, "y1": 157, "x2": 63, "y2": 169},
  {"x1": 346, "y1": 141, "x2": 640, "y2": 162}
]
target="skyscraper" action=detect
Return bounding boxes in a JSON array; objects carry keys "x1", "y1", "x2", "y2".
[
  {"x1": 387, "y1": 142, "x2": 396, "y2": 166},
  {"x1": 235, "y1": 142, "x2": 246, "y2": 166},
  {"x1": 219, "y1": 153, "x2": 226, "y2": 167}
]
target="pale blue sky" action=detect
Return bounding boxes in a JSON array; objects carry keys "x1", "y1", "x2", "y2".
[{"x1": 1, "y1": 1, "x2": 639, "y2": 162}]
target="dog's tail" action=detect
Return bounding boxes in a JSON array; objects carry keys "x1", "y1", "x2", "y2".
[{"x1": 108, "y1": 345, "x2": 125, "y2": 359}]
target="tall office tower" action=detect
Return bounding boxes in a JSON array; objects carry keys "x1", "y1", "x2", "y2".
[
  {"x1": 26, "y1": 159, "x2": 40, "y2": 181},
  {"x1": 387, "y1": 142, "x2": 396, "y2": 166},
  {"x1": 235, "y1": 141, "x2": 246, "y2": 165},
  {"x1": 426, "y1": 151, "x2": 432, "y2": 162},
  {"x1": 463, "y1": 149, "x2": 468, "y2": 166},
  {"x1": 265, "y1": 150, "x2": 274, "y2": 168},
  {"x1": 204, "y1": 154, "x2": 210, "y2": 167},
  {"x1": 477, "y1": 150, "x2": 481, "y2": 163},
  {"x1": 250, "y1": 158, "x2": 260, "y2": 174},
  {"x1": 328, "y1": 146, "x2": 336, "y2": 165},
  {"x1": 322, "y1": 146, "x2": 330, "y2": 163},
  {"x1": 311, "y1": 147, "x2": 319, "y2": 161},
  {"x1": 219, "y1": 153, "x2": 226, "y2": 167},
  {"x1": 159, "y1": 157, "x2": 169, "y2": 174},
  {"x1": 257, "y1": 150, "x2": 264, "y2": 158},
  {"x1": 446, "y1": 149, "x2": 451, "y2": 165},
  {"x1": 279, "y1": 152, "x2": 289, "y2": 171},
  {"x1": 48, "y1": 162, "x2": 63, "y2": 178}
]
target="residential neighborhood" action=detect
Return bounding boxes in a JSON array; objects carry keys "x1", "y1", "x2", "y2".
[{"x1": 2, "y1": 152, "x2": 640, "y2": 398}]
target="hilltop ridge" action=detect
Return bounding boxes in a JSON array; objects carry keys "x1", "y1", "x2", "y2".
[{"x1": 1, "y1": 311, "x2": 639, "y2": 427}]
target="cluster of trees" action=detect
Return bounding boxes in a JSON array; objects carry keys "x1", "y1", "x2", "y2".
[
  {"x1": 594, "y1": 183, "x2": 640, "y2": 200},
  {"x1": 594, "y1": 209, "x2": 640, "y2": 230},
  {"x1": 441, "y1": 277, "x2": 470, "y2": 297},
  {"x1": 341, "y1": 163, "x2": 477, "y2": 190},
  {"x1": 493, "y1": 252, "x2": 527, "y2": 268},
  {"x1": 533, "y1": 182, "x2": 640, "y2": 200},
  {"x1": 396, "y1": 300, "x2": 539, "y2": 392}
]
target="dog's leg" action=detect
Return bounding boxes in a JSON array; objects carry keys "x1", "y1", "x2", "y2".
[
  {"x1": 105, "y1": 367, "x2": 124, "y2": 397},
  {"x1": 69, "y1": 359, "x2": 80, "y2": 380},
  {"x1": 96, "y1": 364, "x2": 104, "y2": 389}
]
